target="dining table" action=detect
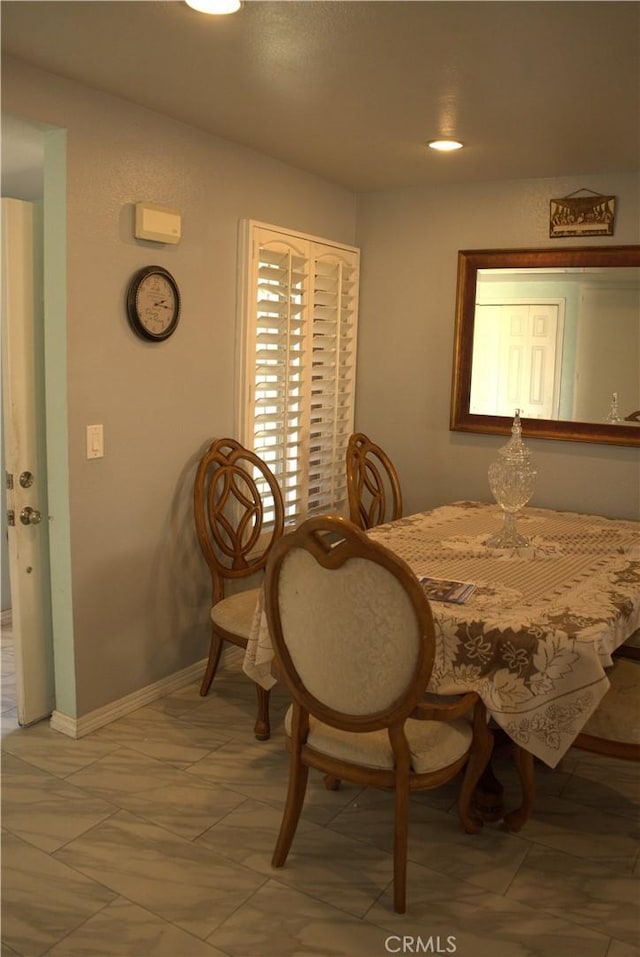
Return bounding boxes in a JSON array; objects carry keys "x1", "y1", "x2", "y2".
[{"x1": 243, "y1": 500, "x2": 640, "y2": 829}]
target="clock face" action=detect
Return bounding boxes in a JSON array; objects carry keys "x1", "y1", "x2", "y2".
[{"x1": 127, "y1": 266, "x2": 180, "y2": 341}]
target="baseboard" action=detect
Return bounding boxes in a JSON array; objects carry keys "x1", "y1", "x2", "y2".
[{"x1": 49, "y1": 657, "x2": 209, "y2": 739}]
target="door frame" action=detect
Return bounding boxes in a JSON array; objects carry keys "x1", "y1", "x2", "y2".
[
  {"x1": 42, "y1": 126, "x2": 77, "y2": 724},
  {"x1": 1, "y1": 119, "x2": 76, "y2": 726},
  {"x1": 2, "y1": 197, "x2": 54, "y2": 724}
]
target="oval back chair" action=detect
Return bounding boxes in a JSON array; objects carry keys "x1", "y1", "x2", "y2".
[
  {"x1": 193, "y1": 438, "x2": 285, "y2": 739},
  {"x1": 346, "y1": 432, "x2": 403, "y2": 530},
  {"x1": 264, "y1": 514, "x2": 492, "y2": 913}
]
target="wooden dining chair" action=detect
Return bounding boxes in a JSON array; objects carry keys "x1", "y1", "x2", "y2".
[
  {"x1": 573, "y1": 656, "x2": 640, "y2": 761},
  {"x1": 264, "y1": 514, "x2": 493, "y2": 914},
  {"x1": 193, "y1": 438, "x2": 285, "y2": 740},
  {"x1": 346, "y1": 432, "x2": 403, "y2": 530}
]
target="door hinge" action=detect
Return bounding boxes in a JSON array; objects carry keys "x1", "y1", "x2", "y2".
[
  {"x1": 7, "y1": 509, "x2": 15, "y2": 526},
  {"x1": 6, "y1": 471, "x2": 14, "y2": 490}
]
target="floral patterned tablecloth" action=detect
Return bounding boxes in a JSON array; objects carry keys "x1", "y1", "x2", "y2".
[{"x1": 243, "y1": 501, "x2": 640, "y2": 767}]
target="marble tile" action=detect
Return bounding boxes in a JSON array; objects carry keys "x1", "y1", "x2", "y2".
[
  {"x1": 92, "y1": 707, "x2": 232, "y2": 768},
  {"x1": 186, "y1": 737, "x2": 364, "y2": 826},
  {"x1": 111, "y1": 780, "x2": 249, "y2": 840},
  {"x1": 607, "y1": 939, "x2": 640, "y2": 957},
  {"x1": 196, "y1": 797, "x2": 393, "y2": 918},
  {"x1": 147, "y1": 671, "x2": 256, "y2": 719},
  {"x1": 0, "y1": 698, "x2": 18, "y2": 722},
  {"x1": 1, "y1": 829, "x2": 116, "y2": 957},
  {"x1": 196, "y1": 793, "x2": 318, "y2": 855},
  {"x1": 0, "y1": 678, "x2": 17, "y2": 714},
  {"x1": 53, "y1": 809, "x2": 266, "y2": 939},
  {"x1": 1, "y1": 719, "x2": 120, "y2": 777},
  {"x1": 145, "y1": 684, "x2": 215, "y2": 718},
  {"x1": 161, "y1": 694, "x2": 289, "y2": 746},
  {"x1": 150, "y1": 673, "x2": 291, "y2": 740},
  {"x1": 368, "y1": 861, "x2": 612, "y2": 957},
  {"x1": 0, "y1": 942, "x2": 21, "y2": 956},
  {"x1": 517, "y1": 792, "x2": 639, "y2": 871},
  {"x1": 188, "y1": 695, "x2": 287, "y2": 741},
  {"x1": 507, "y1": 843, "x2": 640, "y2": 945},
  {"x1": 1, "y1": 753, "x2": 116, "y2": 853},
  {"x1": 1, "y1": 654, "x2": 15, "y2": 675},
  {"x1": 47, "y1": 897, "x2": 228, "y2": 956},
  {"x1": 1, "y1": 656, "x2": 636, "y2": 957},
  {"x1": 208, "y1": 878, "x2": 394, "y2": 956},
  {"x1": 560, "y1": 752, "x2": 640, "y2": 821},
  {"x1": 328, "y1": 785, "x2": 531, "y2": 896},
  {"x1": 64, "y1": 746, "x2": 198, "y2": 804}
]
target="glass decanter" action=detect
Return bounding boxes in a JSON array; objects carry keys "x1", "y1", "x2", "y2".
[
  {"x1": 486, "y1": 409, "x2": 537, "y2": 548},
  {"x1": 605, "y1": 392, "x2": 621, "y2": 423}
]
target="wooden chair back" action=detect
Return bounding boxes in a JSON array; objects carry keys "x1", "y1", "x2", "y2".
[
  {"x1": 194, "y1": 438, "x2": 285, "y2": 604},
  {"x1": 265, "y1": 514, "x2": 435, "y2": 729},
  {"x1": 264, "y1": 513, "x2": 491, "y2": 912},
  {"x1": 346, "y1": 432, "x2": 403, "y2": 530}
]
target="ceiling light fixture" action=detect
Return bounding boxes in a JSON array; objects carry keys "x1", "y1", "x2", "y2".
[
  {"x1": 428, "y1": 140, "x2": 464, "y2": 152},
  {"x1": 185, "y1": 0, "x2": 241, "y2": 14}
]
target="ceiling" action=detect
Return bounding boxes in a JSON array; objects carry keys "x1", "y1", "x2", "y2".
[{"x1": 1, "y1": 0, "x2": 639, "y2": 193}]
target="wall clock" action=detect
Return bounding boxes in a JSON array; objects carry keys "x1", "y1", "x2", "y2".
[{"x1": 126, "y1": 265, "x2": 181, "y2": 341}]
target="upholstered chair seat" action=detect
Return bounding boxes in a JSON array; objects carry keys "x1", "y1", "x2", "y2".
[
  {"x1": 210, "y1": 588, "x2": 261, "y2": 639},
  {"x1": 284, "y1": 707, "x2": 473, "y2": 772},
  {"x1": 265, "y1": 514, "x2": 493, "y2": 914}
]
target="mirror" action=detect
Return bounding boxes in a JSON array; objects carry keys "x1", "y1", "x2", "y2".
[{"x1": 450, "y1": 245, "x2": 640, "y2": 447}]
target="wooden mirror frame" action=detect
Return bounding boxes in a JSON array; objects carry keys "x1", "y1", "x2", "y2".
[{"x1": 450, "y1": 245, "x2": 640, "y2": 447}]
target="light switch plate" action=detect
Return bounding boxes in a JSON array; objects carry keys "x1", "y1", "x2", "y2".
[{"x1": 86, "y1": 424, "x2": 104, "y2": 459}]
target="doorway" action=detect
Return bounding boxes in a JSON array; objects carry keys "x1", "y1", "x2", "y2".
[{"x1": 1, "y1": 113, "x2": 74, "y2": 728}]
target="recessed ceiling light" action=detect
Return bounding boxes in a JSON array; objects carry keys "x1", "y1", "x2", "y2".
[
  {"x1": 428, "y1": 140, "x2": 464, "y2": 152},
  {"x1": 185, "y1": 0, "x2": 241, "y2": 14}
]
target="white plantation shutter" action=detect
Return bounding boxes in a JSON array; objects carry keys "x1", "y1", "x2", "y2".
[{"x1": 241, "y1": 222, "x2": 360, "y2": 527}]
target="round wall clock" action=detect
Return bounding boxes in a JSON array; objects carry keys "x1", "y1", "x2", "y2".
[{"x1": 126, "y1": 265, "x2": 181, "y2": 342}]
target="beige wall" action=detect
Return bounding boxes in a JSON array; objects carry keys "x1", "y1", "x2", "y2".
[
  {"x1": 2, "y1": 57, "x2": 357, "y2": 716},
  {"x1": 355, "y1": 174, "x2": 640, "y2": 521},
  {"x1": 3, "y1": 56, "x2": 639, "y2": 720}
]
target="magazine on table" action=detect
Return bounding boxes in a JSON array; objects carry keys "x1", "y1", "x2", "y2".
[{"x1": 418, "y1": 576, "x2": 476, "y2": 604}]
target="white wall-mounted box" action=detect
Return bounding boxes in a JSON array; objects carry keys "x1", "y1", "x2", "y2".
[{"x1": 135, "y1": 203, "x2": 181, "y2": 244}]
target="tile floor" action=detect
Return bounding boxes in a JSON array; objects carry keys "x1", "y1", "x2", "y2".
[{"x1": 1, "y1": 616, "x2": 639, "y2": 957}]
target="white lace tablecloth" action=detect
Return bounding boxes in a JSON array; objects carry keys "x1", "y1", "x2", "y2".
[{"x1": 243, "y1": 501, "x2": 640, "y2": 767}]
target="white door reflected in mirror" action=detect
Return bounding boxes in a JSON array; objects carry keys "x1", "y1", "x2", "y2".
[
  {"x1": 469, "y1": 266, "x2": 640, "y2": 425},
  {"x1": 470, "y1": 301, "x2": 563, "y2": 419}
]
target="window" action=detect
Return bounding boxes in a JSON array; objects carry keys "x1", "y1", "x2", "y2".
[{"x1": 239, "y1": 221, "x2": 360, "y2": 527}]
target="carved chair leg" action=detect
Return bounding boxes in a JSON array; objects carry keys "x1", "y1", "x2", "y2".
[
  {"x1": 272, "y1": 751, "x2": 309, "y2": 868},
  {"x1": 503, "y1": 745, "x2": 535, "y2": 832},
  {"x1": 473, "y1": 721, "x2": 513, "y2": 822},
  {"x1": 393, "y1": 776, "x2": 410, "y2": 914},
  {"x1": 254, "y1": 684, "x2": 271, "y2": 741},
  {"x1": 199, "y1": 629, "x2": 224, "y2": 697},
  {"x1": 459, "y1": 708, "x2": 494, "y2": 833}
]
